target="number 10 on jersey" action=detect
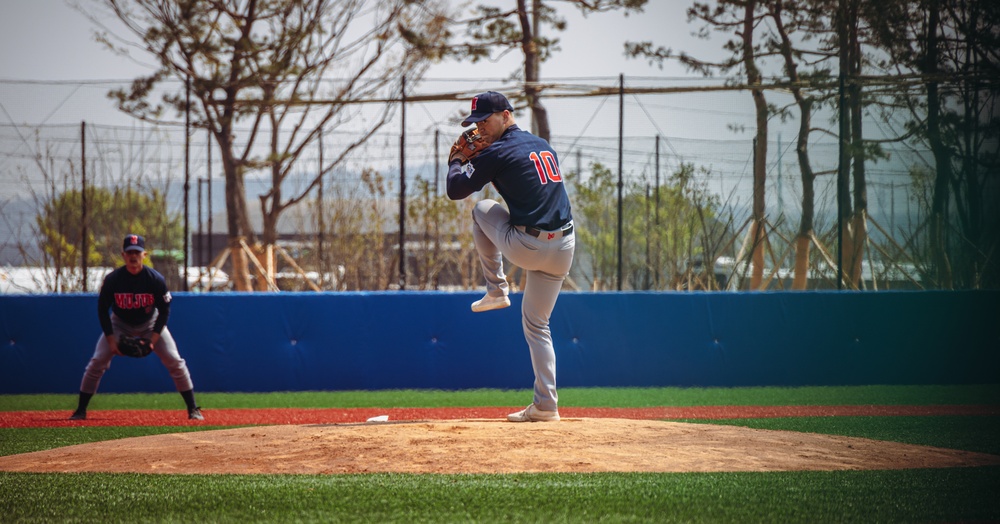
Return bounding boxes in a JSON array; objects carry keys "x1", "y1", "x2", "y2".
[{"x1": 530, "y1": 151, "x2": 562, "y2": 184}]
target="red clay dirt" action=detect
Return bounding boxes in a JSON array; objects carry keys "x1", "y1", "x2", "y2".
[
  {"x1": 2, "y1": 406, "x2": 999, "y2": 475},
  {"x1": 3, "y1": 404, "x2": 998, "y2": 428}
]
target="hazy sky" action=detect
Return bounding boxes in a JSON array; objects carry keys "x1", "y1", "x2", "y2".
[
  {"x1": 0, "y1": 0, "x2": 740, "y2": 137},
  {"x1": 0, "y1": 0, "x2": 699, "y2": 80}
]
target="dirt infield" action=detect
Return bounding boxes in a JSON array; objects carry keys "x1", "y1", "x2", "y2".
[{"x1": 2, "y1": 406, "x2": 999, "y2": 474}]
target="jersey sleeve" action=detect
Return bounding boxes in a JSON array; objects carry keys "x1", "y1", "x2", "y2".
[
  {"x1": 151, "y1": 273, "x2": 171, "y2": 334},
  {"x1": 446, "y1": 160, "x2": 480, "y2": 200},
  {"x1": 96, "y1": 272, "x2": 115, "y2": 336}
]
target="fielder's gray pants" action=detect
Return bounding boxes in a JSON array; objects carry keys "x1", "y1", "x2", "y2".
[
  {"x1": 472, "y1": 199, "x2": 575, "y2": 412},
  {"x1": 80, "y1": 314, "x2": 194, "y2": 394}
]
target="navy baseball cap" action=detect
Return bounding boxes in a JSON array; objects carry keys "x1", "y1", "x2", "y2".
[
  {"x1": 461, "y1": 91, "x2": 514, "y2": 127},
  {"x1": 123, "y1": 234, "x2": 145, "y2": 252}
]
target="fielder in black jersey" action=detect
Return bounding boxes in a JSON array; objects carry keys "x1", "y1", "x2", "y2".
[
  {"x1": 447, "y1": 91, "x2": 575, "y2": 423},
  {"x1": 69, "y1": 234, "x2": 203, "y2": 421}
]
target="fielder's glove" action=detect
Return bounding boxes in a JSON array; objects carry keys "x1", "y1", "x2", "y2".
[
  {"x1": 449, "y1": 129, "x2": 490, "y2": 164},
  {"x1": 117, "y1": 335, "x2": 154, "y2": 358}
]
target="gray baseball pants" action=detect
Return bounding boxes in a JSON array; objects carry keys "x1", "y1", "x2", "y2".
[
  {"x1": 80, "y1": 314, "x2": 194, "y2": 394},
  {"x1": 472, "y1": 199, "x2": 575, "y2": 412}
]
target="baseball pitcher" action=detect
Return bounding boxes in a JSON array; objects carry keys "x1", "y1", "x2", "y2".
[{"x1": 446, "y1": 91, "x2": 575, "y2": 423}]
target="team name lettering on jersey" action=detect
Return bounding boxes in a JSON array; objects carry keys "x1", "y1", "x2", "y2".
[{"x1": 114, "y1": 293, "x2": 155, "y2": 309}]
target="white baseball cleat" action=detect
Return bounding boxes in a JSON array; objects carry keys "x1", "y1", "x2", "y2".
[
  {"x1": 471, "y1": 293, "x2": 510, "y2": 313},
  {"x1": 507, "y1": 404, "x2": 560, "y2": 422}
]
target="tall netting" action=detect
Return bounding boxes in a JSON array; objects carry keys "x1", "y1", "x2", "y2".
[{"x1": 1, "y1": 76, "x2": 995, "y2": 292}]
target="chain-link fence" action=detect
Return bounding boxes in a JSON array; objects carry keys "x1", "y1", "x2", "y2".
[{"x1": 1, "y1": 75, "x2": 994, "y2": 293}]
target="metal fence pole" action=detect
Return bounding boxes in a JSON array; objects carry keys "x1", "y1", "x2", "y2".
[
  {"x1": 206, "y1": 129, "x2": 212, "y2": 270},
  {"x1": 183, "y1": 75, "x2": 191, "y2": 291},
  {"x1": 617, "y1": 74, "x2": 624, "y2": 291},
  {"x1": 398, "y1": 76, "x2": 407, "y2": 290},
  {"x1": 317, "y1": 126, "x2": 325, "y2": 284},
  {"x1": 80, "y1": 121, "x2": 88, "y2": 292}
]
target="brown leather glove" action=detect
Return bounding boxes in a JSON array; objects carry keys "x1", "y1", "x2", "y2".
[{"x1": 449, "y1": 129, "x2": 491, "y2": 164}]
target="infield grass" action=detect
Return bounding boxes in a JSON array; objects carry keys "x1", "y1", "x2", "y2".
[
  {"x1": 2, "y1": 385, "x2": 999, "y2": 523},
  {"x1": 3, "y1": 383, "x2": 999, "y2": 411}
]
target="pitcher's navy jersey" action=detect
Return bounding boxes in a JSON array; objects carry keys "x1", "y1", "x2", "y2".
[
  {"x1": 447, "y1": 125, "x2": 572, "y2": 230},
  {"x1": 97, "y1": 265, "x2": 172, "y2": 336}
]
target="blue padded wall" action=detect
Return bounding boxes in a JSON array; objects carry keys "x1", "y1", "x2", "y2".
[{"x1": 1, "y1": 291, "x2": 997, "y2": 394}]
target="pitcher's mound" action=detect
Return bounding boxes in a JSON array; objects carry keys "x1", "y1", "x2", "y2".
[{"x1": 1, "y1": 418, "x2": 997, "y2": 474}]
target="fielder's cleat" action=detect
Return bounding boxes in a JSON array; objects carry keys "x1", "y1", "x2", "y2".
[
  {"x1": 471, "y1": 293, "x2": 510, "y2": 313},
  {"x1": 68, "y1": 411, "x2": 87, "y2": 421},
  {"x1": 188, "y1": 407, "x2": 205, "y2": 421},
  {"x1": 507, "y1": 404, "x2": 560, "y2": 422}
]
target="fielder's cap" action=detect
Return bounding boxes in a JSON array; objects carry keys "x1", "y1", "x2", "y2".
[
  {"x1": 461, "y1": 91, "x2": 514, "y2": 127},
  {"x1": 123, "y1": 234, "x2": 145, "y2": 252}
]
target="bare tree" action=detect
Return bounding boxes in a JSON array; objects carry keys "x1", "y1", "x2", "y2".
[
  {"x1": 84, "y1": 0, "x2": 449, "y2": 290},
  {"x1": 870, "y1": 0, "x2": 1000, "y2": 288},
  {"x1": 403, "y1": 0, "x2": 646, "y2": 142},
  {"x1": 764, "y1": 1, "x2": 830, "y2": 289},
  {"x1": 627, "y1": 0, "x2": 771, "y2": 289}
]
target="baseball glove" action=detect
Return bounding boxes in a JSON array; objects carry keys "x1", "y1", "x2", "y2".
[
  {"x1": 117, "y1": 335, "x2": 154, "y2": 358},
  {"x1": 449, "y1": 129, "x2": 489, "y2": 164}
]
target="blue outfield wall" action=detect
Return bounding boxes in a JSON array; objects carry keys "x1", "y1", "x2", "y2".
[{"x1": 1, "y1": 291, "x2": 998, "y2": 394}]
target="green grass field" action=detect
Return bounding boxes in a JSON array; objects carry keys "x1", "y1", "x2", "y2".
[{"x1": 2, "y1": 385, "x2": 999, "y2": 523}]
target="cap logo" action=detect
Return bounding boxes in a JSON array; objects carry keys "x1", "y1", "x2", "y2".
[
  {"x1": 123, "y1": 234, "x2": 145, "y2": 252},
  {"x1": 471, "y1": 97, "x2": 479, "y2": 111}
]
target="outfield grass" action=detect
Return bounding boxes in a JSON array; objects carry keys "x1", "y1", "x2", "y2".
[
  {"x1": 4, "y1": 384, "x2": 999, "y2": 411},
  {"x1": 2, "y1": 385, "x2": 999, "y2": 523},
  {"x1": 2, "y1": 468, "x2": 998, "y2": 523}
]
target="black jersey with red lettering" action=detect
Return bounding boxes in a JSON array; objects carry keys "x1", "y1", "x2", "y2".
[
  {"x1": 447, "y1": 124, "x2": 572, "y2": 230},
  {"x1": 97, "y1": 265, "x2": 172, "y2": 335}
]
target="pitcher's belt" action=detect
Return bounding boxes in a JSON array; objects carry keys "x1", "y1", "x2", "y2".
[{"x1": 518, "y1": 223, "x2": 573, "y2": 239}]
